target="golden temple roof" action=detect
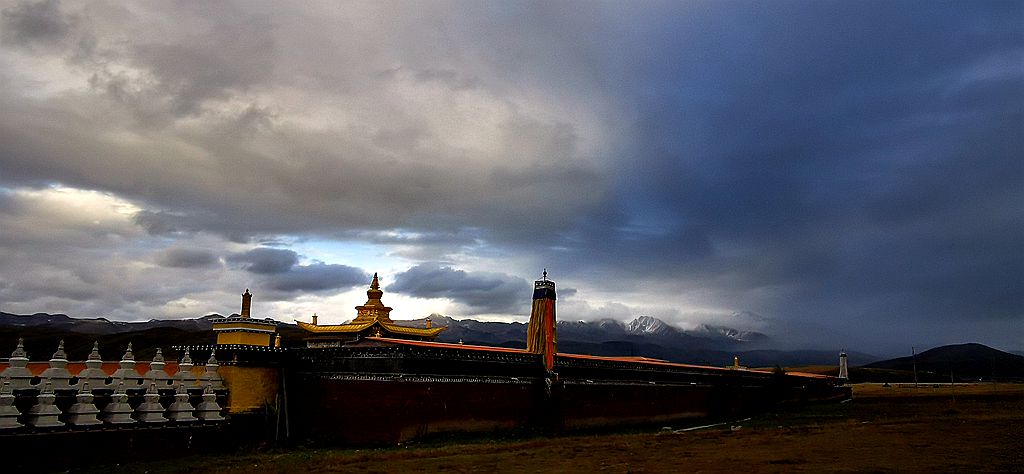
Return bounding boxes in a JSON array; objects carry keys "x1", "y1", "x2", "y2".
[
  {"x1": 296, "y1": 319, "x2": 446, "y2": 337},
  {"x1": 295, "y1": 272, "x2": 447, "y2": 339}
]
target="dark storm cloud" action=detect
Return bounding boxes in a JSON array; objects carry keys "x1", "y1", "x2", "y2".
[
  {"x1": 133, "y1": 210, "x2": 207, "y2": 236},
  {"x1": 389, "y1": 264, "x2": 530, "y2": 314},
  {"x1": 228, "y1": 247, "x2": 298, "y2": 274},
  {"x1": 226, "y1": 246, "x2": 368, "y2": 293},
  {"x1": 156, "y1": 248, "x2": 218, "y2": 269},
  {"x1": 540, "y1": 2, "x2": 1023, "y2": 317},
  {"x1": 1, "y1": 0, "x2": 74, "y2": 48}
]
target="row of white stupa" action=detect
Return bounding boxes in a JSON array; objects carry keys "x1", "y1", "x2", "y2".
[
  {"x1": 0, "y1": 339, "x2": 224, "y2": 389},
  {"x1": 0, "y1": 339, "x2": 227, "y2": 430}
]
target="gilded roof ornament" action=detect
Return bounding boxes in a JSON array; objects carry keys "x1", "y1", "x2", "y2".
[{"x1": 365, "y1": 272, "x2": 384, "y2": 302}]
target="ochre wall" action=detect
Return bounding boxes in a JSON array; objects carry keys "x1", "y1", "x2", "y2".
[
  {"x1": 218, "y1": 366, "x2": 280, "y2": 414},
  {"x1": 216, "y1": 332, "x2": 273, "y2": 346}
]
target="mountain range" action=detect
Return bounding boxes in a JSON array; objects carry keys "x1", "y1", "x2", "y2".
[
  {"x1": 0, "y1": 311, "x2": 873, "y2": 367},
  {"x1": 3, "y1": 311, "x2": 1019, "y2": 381},
  {"x1": 419, "y1": 314, "x2": 879, "y2": 367},
  {"x1": 424, "y1": 314, "x2": 769, "y2": 349}
]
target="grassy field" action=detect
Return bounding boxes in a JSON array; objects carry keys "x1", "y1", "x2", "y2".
[{"x1": 86, "y1": 384, "x2": 1023, "y2": 473}]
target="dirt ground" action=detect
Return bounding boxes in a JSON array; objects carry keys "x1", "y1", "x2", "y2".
[{"x1": 92, "y1": 384, "x2": 1024, "y2": 473}]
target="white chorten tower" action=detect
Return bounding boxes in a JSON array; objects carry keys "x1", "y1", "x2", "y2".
[{"x1": 838, "y1": 350, "x2": 849, "y2": 383}]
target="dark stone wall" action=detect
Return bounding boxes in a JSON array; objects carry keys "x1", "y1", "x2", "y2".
[
  {"x1": 288, "y1": 376, "x2": 540, "y2": 444},
  {"x1": 282, "y1": 346, "x2": 851, "y2": 445}
]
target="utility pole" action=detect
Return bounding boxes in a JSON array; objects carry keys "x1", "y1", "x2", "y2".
[
  {"x1": 950, "y1": 368, "x2": 956, "y2": 403},
  {"x1": 912, "y1": 346, "x2": 918, "y2": 389}
]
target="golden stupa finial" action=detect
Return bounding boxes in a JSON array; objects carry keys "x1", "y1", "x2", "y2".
[
  {"x1": 353, "y1": 272, "x2": 393, "y2": 323},
  {"x1": 365, "y1": 272, "x2": 384, "y2": 302}
]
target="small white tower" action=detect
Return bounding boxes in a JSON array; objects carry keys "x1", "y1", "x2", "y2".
[{"x1": 838, "y1": 350, "x2": 849, "y2": 383}]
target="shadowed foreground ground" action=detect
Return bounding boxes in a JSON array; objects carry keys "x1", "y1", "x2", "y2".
[{"x1": 87, "y1": 384, "x2": 1023, "y2": 473}]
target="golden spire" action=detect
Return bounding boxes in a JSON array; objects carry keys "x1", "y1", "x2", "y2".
[
  {"x1": 353, "y1": 272, "x2": 393, "y2": 323},
  {"x1": 366, "y1": 272, "x2": 383, "y2": 302}
]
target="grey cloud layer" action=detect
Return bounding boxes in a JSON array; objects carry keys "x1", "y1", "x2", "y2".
[
  {"x1": 0, "y1": 0, "x2": 611, "y2": 243},
  {"x1": 0, "y1": 0, "x2": 73, "y2": 49},
  {"x1": 156, "y1": 248, "x2": 218, "y2": 269},
  {"x1": 227, "y1": 247, "x2": 369, "y2": 293},
  {"x1": 228, "y1": 248, "x2": 299, "y2": 275},
  {"x1": 389, "y1": 264, "x2": 530, "y2": 314}
]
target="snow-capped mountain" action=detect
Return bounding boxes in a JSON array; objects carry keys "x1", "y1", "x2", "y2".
[
  {"x1": 691, "y1": 324, "x2": 770, "y2": 343},
  {"x1": 625, "y1": 315, "x2": 676, "y2": 336}
]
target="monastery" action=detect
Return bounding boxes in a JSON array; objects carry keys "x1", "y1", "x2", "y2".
[{"x1": 0, "y1": 271, "x2": 850, "y2": 464}]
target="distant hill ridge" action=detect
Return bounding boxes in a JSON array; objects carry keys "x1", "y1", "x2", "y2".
[
  {"x1": 863, "y1": 343, "x2": 1024, "y2": 381},
  {"x1": 0, "y1": 311, "x2": 223, "y2": 334}
]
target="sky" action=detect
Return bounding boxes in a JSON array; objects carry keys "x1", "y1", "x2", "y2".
[{"x1": 0, "y1": 0, "x2": 1020, "y2": 356}]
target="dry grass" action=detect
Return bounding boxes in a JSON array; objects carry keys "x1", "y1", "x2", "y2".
[
  {"x1": 853, "y1": 382, "x2": 1024, "y2": 398},
  {"x1": 86, "y1": 384, "x2": 1024, "y2": 473}
]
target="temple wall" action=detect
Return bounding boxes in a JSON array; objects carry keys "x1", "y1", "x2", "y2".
[
  {"x1": 289, "y1": 376, "x2": 538, "y2": 444},
  {"x1": 558, "y1": 382, "x2": 716, "y2": 430},
  {"x1": 216, "y1": 331, "x2": 273, "y2": 346},
  {"x1": 284, "y1": 376, "x2": 852, "y2": 445},
  {"x1": 219, "y1": 366, "x2": 280, "y2": 414},
  {"x1": 283, "y1": 347, "x2": 851, "y2": 446}
]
